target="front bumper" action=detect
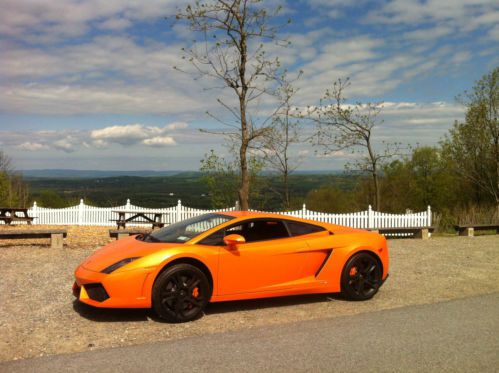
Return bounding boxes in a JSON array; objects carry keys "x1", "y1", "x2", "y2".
[{"x1": 73, "y1": 264, "x2": 155, "y2": 308}]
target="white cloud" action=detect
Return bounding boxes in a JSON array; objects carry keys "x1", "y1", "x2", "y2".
[
  {"x1": 0, "y1": 84, "x2": 208, "y2": 115},
  {"x1": 91, "y1": 124, "x2": 161, "y2": 141},
  {"x1": 165, "y1": 122, "x2": 189, "y2": 130},
  {"x1": 366, "y1": 0, "x2": 498, "y2": 28},
  {"x1": 403, "y1": 26, "x2": 453, "y2": 41},
  {"x1": 142, "y1": 136, "x2": 176, "y2": 147},
  {"x1": 488, "y1": 24, "x2": 499, "y2": 41},
  {"x1": 0, "y1": 35, "x2": 220, "y2": 115},
  {"x1": 0, "y1": 0, "x2": 179, "y2": 44},
  {"x1": 90, "y1": 123, "x2": 184, "y2": 146},
  {"x1": 98, "y1": 17, "x2": 132, "y2": 31},
  {"x1": 451, "y1": 51, "x2": 472, "y2": 65},
  {"x1": 16, "y1": 142, "x2": 49, "y2": 151},
  {"x1": 315, "y1": 150, "x2": 359, "y2": 159},
  {"x1": 53, "y1": 136, "x2": 78, "y2": 153}
]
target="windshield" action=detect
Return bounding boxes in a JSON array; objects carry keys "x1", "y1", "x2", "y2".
[{"x1": 142, "y1": 213, "x2": 234, "y2": 243}]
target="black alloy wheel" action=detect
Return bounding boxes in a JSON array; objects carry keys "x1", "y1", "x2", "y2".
[
  {"x1": 341, "y1": 252, "x2": 382, "y2": 301},
  {"x1": 152, "y1": 264, "x2": 210, "y2": 322}
]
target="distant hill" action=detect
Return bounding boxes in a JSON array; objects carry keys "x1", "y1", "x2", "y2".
[
  {"x1": 25, "y1": 171, "x2": 356, "y2": 209},
  {"x1": 21, "y1": 169, "x2": 186, "y2": 179},
  {"x1": 21, "y1": 169, "x2": 344, "y2": 179}
]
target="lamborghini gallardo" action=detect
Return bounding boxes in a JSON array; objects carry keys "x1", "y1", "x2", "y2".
[{"x1": 73, "y1": 211, "x2": 389, "y2": 322}]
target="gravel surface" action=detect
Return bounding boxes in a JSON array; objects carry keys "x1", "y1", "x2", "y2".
[{"x1": 1, "y1": 227, "x2": 498, "y2": 362}]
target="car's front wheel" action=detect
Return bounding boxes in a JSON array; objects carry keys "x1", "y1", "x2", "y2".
[
  {"x1": 341, "y1": 252, "x2": 382, "y2": 301},
  {"x1": 152, "y1": 263, "x2": 210, "y2": 322}
]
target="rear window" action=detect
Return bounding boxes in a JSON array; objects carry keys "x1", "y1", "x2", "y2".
[{"x1": 285, "y1": 221, "x2": 325, "y2": 236}]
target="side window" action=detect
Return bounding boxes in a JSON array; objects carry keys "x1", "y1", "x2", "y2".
[
  {"x1": 198, "y1": 224, "x2": 245, "y2": 246},
  {"x1": 244, "y1": 220, "x2": 289, "y2": 243},
  {"x1": 198, "y1": 229, "x2": 225, "y2": 246},
  {"x1": 198, "y1": 220, "x2": 291, "y2": 245},
  {"x1": 285, "y1": 221, "x2": 325, "y2": 237},
  {"x1": 226, "y1": 224, "x2": 244, "y2": 235}
]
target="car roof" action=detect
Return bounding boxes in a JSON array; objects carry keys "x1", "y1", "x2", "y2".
[
  {"x1": 219, "y1": 211, "x2": 319, "y2": 224},
  {"x1": 216, "y1": 210, "x2": 364, "y2": 233},
  {"x1": 221, "y1": 211, "x2": 287, "y2": 218}
]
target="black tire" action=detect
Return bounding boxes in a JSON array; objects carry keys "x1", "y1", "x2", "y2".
[
  {"x1": 152, "y1": 263, "x2": 211, "y2": 323},
  {"x1": 341, "y1": 252, "x2": 382, "y2": 301}
]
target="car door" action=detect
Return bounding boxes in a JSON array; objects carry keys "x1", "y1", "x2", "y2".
[{"x1": 217, "y1": 219, "x2": 328, "y2": 295}]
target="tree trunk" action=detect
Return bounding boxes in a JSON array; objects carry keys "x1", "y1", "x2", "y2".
[
  {"x1": 238, "y1": 93, "x2": 250, "y2": 210},
  {"x1": 366, "y1": 138, "x2": 380, "y2": 210},
  {"x1": 238, "y1": 141, "x2": 250, "y2": 210},
  {"x1": 372, "y1": 170, "x2": 380, "y2": 211},
  {"x1": 283, "y1": 171, "x2": 290, "y2": 210}
]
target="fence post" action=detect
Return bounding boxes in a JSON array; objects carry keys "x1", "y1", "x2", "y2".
[
  {"x1": 427, "y1": 205, "x2": 432, "y2": 226},
  {"x1": 368, "y1": 205, "x2": 373, "y2": 229},
  {"x1": 302, "y1": 203, "x2": 306, "y2": 219},
  {"x1": 32, "y1": 201, "x2": 38, "y2": 225},
  {"x1": 78, "y1": 199, "x2": 84, "y2": 226},
  {"x1": 126, "y1": 199, "x2": 131, "y2": 210},
  {"x1": 176, "y1": 199, "x2": 182, "y2": 223},
  {"x1": 235, "y1": 200, "x2": 240, "y2": 210}
]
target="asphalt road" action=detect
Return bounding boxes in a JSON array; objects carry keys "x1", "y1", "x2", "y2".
[{"x1": 2, "y1": 292, "x2": 498, "y2": 373}]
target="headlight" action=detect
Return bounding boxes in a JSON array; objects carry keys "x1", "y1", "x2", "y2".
[{"x1": 101, "y1": 257, "x2": 140, "y2": 274}]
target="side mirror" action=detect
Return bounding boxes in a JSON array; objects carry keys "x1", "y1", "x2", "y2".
[{"x1": 223, "y1": 234, "x2": 246, "y2": 247}]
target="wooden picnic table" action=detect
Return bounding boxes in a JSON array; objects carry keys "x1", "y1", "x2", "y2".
[
  {"x1": 112, "y1": 210, "x2": 167, "y2": 229},
  {"x1": 0, "y1": 207, "x2": 34, "y2": 225}
]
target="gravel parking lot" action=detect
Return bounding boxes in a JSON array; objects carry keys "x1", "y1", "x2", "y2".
[{"x1": 1, "y1": 227, "x2": 498, "y2": 362}]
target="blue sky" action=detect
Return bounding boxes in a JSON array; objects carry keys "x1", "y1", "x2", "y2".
[{"x1": 1, "y1": 0, "x2": 498, "y2": 171}]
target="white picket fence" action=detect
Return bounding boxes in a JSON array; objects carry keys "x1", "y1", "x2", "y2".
[{"x1": 18, "y1": 199, "x2": 432, "y2": 229}]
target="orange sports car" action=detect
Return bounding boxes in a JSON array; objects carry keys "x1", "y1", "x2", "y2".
[{"x1": 73, "y1": 211, "x2": 389, "y2": 322}]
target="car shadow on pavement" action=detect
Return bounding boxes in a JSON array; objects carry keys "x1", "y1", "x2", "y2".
[
  {"x1": 73, "y1": 300, "x2": 152, "y2": 322},
  {"x1": 205, "y1": 293, "x2": 346, "y2": 315},
  {"x1": 73, "y1": 293, "x2": 347, "y2": 322}
]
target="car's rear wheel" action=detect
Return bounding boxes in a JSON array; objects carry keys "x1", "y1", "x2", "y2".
[
  {"x1": 341, "y1": 252, "x2": 382, "y2": 301},
  {"x1": 152, "y1": 264, "x2": 210, "y2": 322}
]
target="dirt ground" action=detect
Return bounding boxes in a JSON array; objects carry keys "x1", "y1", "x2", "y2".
[{"x1": 1, "y1": 226, "x2": 498, "y2": 362}]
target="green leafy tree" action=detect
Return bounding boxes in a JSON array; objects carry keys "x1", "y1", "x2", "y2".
[
  {"x1": 380, "y1": 147, "x2": 457, "y2": 213},
  {"x1": 200, "y1": 150, "x2": 239, "y2": 208},
  {"x1": 33, "y1": 189, "x2": 74, "y2": 208},
  {"x1": 200, "y1": 149, "x2": 266, "y2": 209},
  {"x1": 0, "y1": 150, "x2": 29, "y2": 207},
  {"x1": 441, "y1": 67, "x2": 499, "y2": 210},
  {"x1": 306, "y1": 186, "x2": 358, "y2": 213}
]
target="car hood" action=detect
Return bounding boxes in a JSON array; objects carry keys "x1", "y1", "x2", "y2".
[{"x1": 81, "y1": 235, "x2": 182, "y2": 272}]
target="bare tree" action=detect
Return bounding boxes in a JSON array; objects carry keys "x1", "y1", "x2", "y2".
[
  {"x1": 175, "y1": 0, "x2": 287, "y2": 210},
  {"x1": 262, "y1": 74, "x2": 303, "y2": 209},
  {"x1": 309, "y1": 79, "x2": 398, "y2": 210}
]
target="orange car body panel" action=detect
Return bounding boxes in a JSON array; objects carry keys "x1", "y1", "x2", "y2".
[{"x1": 74, "y1": 212, "x2": 389, "y2": 308}]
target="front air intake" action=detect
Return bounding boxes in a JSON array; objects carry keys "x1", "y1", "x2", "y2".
[{"x1": 84, "y1": 283, "x2": 110, "y2": 302}]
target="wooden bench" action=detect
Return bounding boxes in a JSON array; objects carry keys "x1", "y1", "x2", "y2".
[
  {"x1": 109, "y1": 229, "x2": 151, "y2": 240},
  {"x1": 454, "y1": 224, "x2": 499, "y2": 237},
  {"x1": 370, "y1": 227, "x2": 435, "y2": 239},
  {"x1": 0, "y1": 229, "x2": 67, "y2": 248}
]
